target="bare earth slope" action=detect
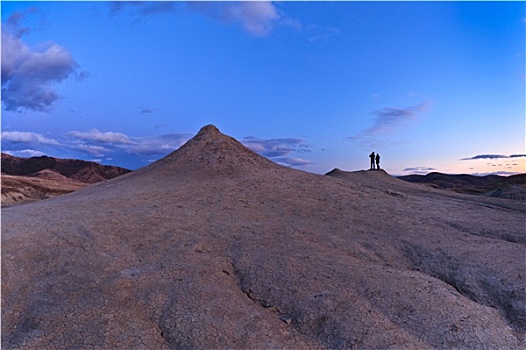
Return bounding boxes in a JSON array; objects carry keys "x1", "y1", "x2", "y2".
[
  {"x1": 1, "y1": 170, "x2": 87, "y2": 206},
  {"x1": 2, "y1": 125, "x2": 525, "y2": 349}
]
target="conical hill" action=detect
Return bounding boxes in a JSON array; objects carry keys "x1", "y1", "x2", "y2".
[{"x1": 134, "y1": 124, "x2": 281, "y2": 180}]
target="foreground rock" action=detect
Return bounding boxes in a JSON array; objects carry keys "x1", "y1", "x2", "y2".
[{"x1": 2, "y1": 125, "x2": 525, "y2": 349}]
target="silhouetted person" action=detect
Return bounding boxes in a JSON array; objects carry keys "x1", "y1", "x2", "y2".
[
  {"x1": 369, "y1": 152, "x2": 375, "y2": 170},
  {"x1": 376, "y1": 153, "x2": 380, "y2": 170}
]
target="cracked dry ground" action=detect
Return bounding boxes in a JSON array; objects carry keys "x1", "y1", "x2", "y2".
[{"x1": 2, "y1": 127, "x2": 525, "y2": 349}]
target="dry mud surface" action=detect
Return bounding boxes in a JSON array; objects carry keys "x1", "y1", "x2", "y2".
[
  {"x1": 1, "y1": 172, "x2": 87, "y2": 206},
  {"x1": 2, "y1": 125, "x2": 525, "y2": 349}
]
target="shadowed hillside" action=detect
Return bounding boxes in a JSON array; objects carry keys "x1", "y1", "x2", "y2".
[
  {"x1": 1, "y1": 153, "x2": 130, "y2": 206},
  {"x1": 2, "y1": 125, "x2": 525, "y2": 349},
  {"x1": 1, "y1": 153, "x2": 130, "y2": 183}
]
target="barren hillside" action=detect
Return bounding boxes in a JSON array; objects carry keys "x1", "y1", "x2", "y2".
[
  {"x1": 399, "y1": 172, "x2": 526, "y2": 200},
  {"x1": 1, "y1": 153, "x2": 131, "y2": 206},
  {"x1": 2, "y1": 125, "x2": 525, "y2": 349},
  {"x1": 1, "y1": 171, "x2": 86, "y2": 206}
]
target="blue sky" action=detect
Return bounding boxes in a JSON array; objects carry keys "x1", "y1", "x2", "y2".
[{"x1": 1, "y1": 1, "x2": 525, "y2": 176}]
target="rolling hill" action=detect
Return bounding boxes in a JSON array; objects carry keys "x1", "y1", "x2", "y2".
[
  {"x1": 399, "y1": 172, "x2": 526, "y2": 200},
  {"x1": 1, "y1": 153, "x2": 130, "y2": 206}
]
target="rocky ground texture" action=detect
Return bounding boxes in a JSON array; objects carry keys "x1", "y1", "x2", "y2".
[{"x1": 2, "y1": 125, "x2": 525, "y2": 349}]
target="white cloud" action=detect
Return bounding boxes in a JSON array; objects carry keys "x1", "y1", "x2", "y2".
[
  {"x1": 461, "y1": 154, "x2": 526, "y2": 161},
  {"x1": 235, "y1": 1, "x2": 281, "y2": 36},
  {"x1": 274, "y1": 157, "x2": 314, "y2": 167},
  {"x1": 74, "y1": 144, "x2": 111, "y2": 157},
  {"x1": 242, "y1": 136, "x2": 310, "y2": 157},
  {"x1": 69, "y1": 129, "x2": 131, "y2": 144},
  {"x1": 1, "y1": 32, "x2": 72, "y2": 112},
  {"x1": 126, "y1": 134, "x2": 191, "y2": 155},
  {"x1": 4, "y1": 149, "x2": 46, "y2": 158},
  {"x1": 1, "y1": 10, "x2": 81, "y2": 112},
  {"x1": 1, "y1": 131, "x2": 59, "y2": 145},
  {"x1": 68, "y1": 129, "x2": 191, "y2": 157},
  {"x1": 188, "y1": 1, "x2": 282, "y2": 37},
  {"x1": 403, "y1": 167, "x2": 437, "y2": 175},
  {"x1": 110, "y1": 1, "x2": 297, "y2": 37},
  {"x1": 241, "y1": 136, "x2": 313, "y2": 168}
]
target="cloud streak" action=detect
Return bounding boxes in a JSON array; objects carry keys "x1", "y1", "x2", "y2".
[
  {"x1": 242, "y1": 136, "x2": 312, "y2": 168},
  {"x1": 366, "y1": 102, "x2": 430, "y2": 135},
  {"x1": 68, "y1": 129, "x2": 192, "y2": 157},
  {"x1": 1, "y1": 131, "x2": 59, "y2": 145},
  {"x1": 69, "y1": 129, "x2": 131, "y2": 144},
  {"x1": 1, "y1": 10, "x2": 82, "y2": 112},
  {"x1": 109, "y1": 1, "x2": 177, "y2": 17},
  {"x1": 187, "y1": 1, "x2": 281, "y2": 37},
  {"x1": 461, "y1": 154, "x2": 526, "y2": 160},
  {"x1": 110, "y1": 1, "x2": 291, "y2": 37},
  {"x1": 402, "y1": 166, "x2": 436, "y2": 175},
  {"x1": 349, "y1": 101, "x2": 431, "y2": 146},
  {"x1": 126, "y1": 134, "x2": 191, "y2": 155},
  {"x1": 3, "y1": 149, "x2": 46, "y2": 158},
  {"x1": 307, "y1": 25, "x2": 340, "y2": 42}
]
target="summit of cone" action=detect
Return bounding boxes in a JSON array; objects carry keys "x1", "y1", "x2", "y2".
[{"x1": 136, "y1": 124, "x2": 282, "y2": 178}]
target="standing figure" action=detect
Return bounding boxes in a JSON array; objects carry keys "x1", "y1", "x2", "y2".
[
  {"x1": 376, "y1": 153, "x2": 381, "y2": 170},
  {"x1": 369, "y1": 152, "x2": 376, "y2": 170}
]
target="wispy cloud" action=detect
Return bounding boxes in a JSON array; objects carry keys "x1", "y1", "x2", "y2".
[
  {"x1": 307, "y1": 25, "x2": 340, "y2": 42},
  {"x1": 69, "y1": 129, "x2": 131, "y2": 144},
  {"x1": 242, "y1": 136, "x2": 312, "y2": 168},
  {"x1": 3, "y1": 129, "x2": 191, "y2": 163},
  {"x1": 1, "y1": 10, "x2": 83, "y2": 112},
  {"x1": 187, "y1": 1, "x2": 282, "y2": 37},
  {"x1": 111, "y1": 1, "x2": 293, "y2": 37},
  {"x1": 126, "y1": 134, "x2": 191, "y2": 155},
  {"x1": 274, "y1": 157, "x2": 314, "y2": 167},
  {"x1": 68, "y1": 129, "x2": 191, "y2": 157},
  {"x1": 403, "y1": 166, "x2": 436, "y2": 175},
  {"x1": 74, "y1": 144, "x2": 112, "y2": 157},
  {"x1": 109, "y1": 1, "x2": 178, "y2": 17},
  {"x1": 349, "y1": 101, "x2": 431, "y2": 146},
  {"x1": 3, "y1": 149, "x2": 46, "y2": 158},
  {"x1": 242, "y1": 136, "x2": 309, "y2": 157},
  {"x1": 461, "y1": 154, "x2": 526, "y2": 160},
  {"x1": 1, "y1": 131, "x2": 60, "y2": 145},
  {"x1": 471, "y1": 171, "x2": 522, "y2": 176},
  {"x1": 140, "y1": 107, "x2": 154, "y2": 115},
  {"x1": 366, "y1": 102, "x2": 430, "y2": 135}
]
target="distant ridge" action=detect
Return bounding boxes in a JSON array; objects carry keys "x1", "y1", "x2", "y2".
[
  {"x1": 399, "y1": 172, "x2": 526, "y2": 200},
  {"x1": 1, "y1": 153, "x2": 131, "y2": 206},
  {"x1": 1, "y1": 153, "x2": 130, "y2": 183}
]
